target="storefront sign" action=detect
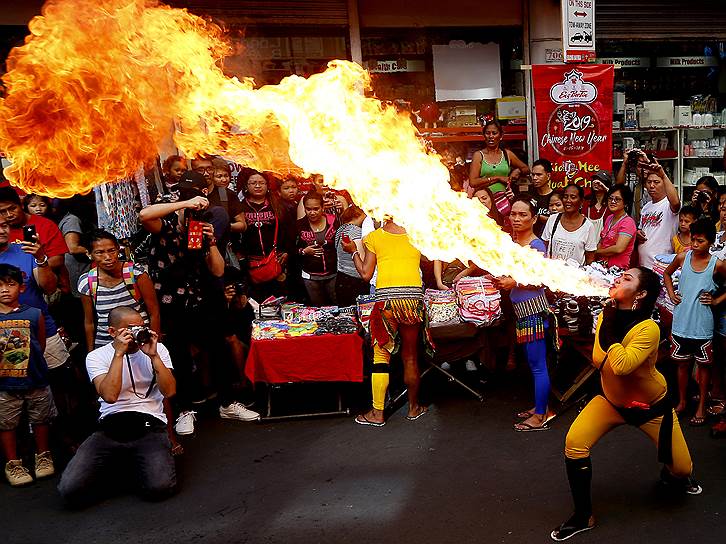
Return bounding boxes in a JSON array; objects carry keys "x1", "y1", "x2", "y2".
[
  {"x1": 532, "y1": 64, "x2": 614, "y2": 190},
  {"x1": 655, "y1": 56, "x2": 718, "y2": 68},
  {"x1": 597, "y1": 57, "x2": 650, "y2": 68},
  {"x1": 562, "y1": 0, "x2": 596, "y2": 63},
  {"x1": 367, "y1": 59, "x2": 425, "y2": 73}
]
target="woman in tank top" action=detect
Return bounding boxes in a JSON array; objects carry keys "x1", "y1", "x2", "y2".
[{"x1": 466, "y1": 119, "x2": 529, "y2": 197}]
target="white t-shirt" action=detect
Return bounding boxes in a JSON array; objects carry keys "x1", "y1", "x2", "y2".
[
  {"x1": 86, "y1": 342, "x2": 173, "y2": 423},
  {"x1": 542, "y1": 213, "x2": 599, "y2": 265},
  {"x1": 638, "y1": 196, "x2": 678, "y2": 269}
]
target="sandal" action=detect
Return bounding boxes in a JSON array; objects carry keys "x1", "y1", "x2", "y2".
[
  {"x1": 689, "y1": 415, "x2": 707, "y2": 427},
  {"x1": 355, "y1": 414, "x2": 385, "y2": 427},
  {"x1": 516, "y1": 409, "x2": 535, "y2": 419},
  {"x1": 171, "y1": 443, "x2": 184, "y2": 456},
  {"x1": 707, "y1": 400, "x2": 726, "y2": 417},
  {"x1": 514, "y1": 421, "x2": 550, "y2": 432},
  {"x1": 406, "y1": 406, "x2": 428, "y2": 421}
]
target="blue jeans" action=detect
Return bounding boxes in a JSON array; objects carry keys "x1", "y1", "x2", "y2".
[
  {"x1": 525, "y1": 337, "x2": 550, "y2": 415},
  {"x1": 58, "y1": 427, "x2": 176, "y2": 506}
]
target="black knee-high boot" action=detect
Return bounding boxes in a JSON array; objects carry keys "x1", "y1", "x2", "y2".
[{"x1": 551, "y1": 456, "x2": 595, "y2": 541}]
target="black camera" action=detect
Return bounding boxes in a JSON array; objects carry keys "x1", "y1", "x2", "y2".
[
  {"x1": 128, "y1": 326, "x2": 153, "y2": 345},
  {"x1": 626, "y1": 150, "x2": 641, "y2": 170},
  {"x1": 234, "y1": 282, "x2": 248, "y2": 296},
  {"x1": 694, "y1": 190, "x2": 710, "y2": 204}
]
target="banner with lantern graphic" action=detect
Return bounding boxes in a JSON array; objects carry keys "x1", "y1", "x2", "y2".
[{"x1": 532, "y1": 65, "x2": 613, "y2": 191}]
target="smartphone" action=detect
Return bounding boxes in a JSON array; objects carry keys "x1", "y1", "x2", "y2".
[
  {"x1": 23, "y1": 224, "x2": 37, "y2": 243},
  {"x1": 187, "y1": 220, "x2": 204, "y2": 250}
]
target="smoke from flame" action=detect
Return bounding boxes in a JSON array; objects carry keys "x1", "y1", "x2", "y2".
[{"x1": 0, "y1": 0, "x2": 607, "y2": 296}]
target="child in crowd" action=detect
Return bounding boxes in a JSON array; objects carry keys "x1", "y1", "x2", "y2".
[
  {"x1": 672, "y1": 206, "x2": 699, "y2": 254},
  {"x1": 23, "y1": 195, "x2": 52, "y2": 218},
  {"x1": 0, "y1": 264, "x2": 55, "y2": 486},
  {"x1": 160, "y1": 155, "x2": 187, "y2": 201},
  {"x1": 548, "y1": 191, "x2": 564, "y2": 214},
  {"x1": 664, "y1": 218, "x2": 726, "y2": 426}
]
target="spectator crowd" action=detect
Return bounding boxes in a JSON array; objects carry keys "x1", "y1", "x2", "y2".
[{"x1": 1, "y1": 137, "x2": 725, "y2": 510}]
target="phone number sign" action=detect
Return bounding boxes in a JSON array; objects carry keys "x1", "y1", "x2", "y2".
[{"x1": 562, "y1": 0, "x2": 596, "y2": 63}]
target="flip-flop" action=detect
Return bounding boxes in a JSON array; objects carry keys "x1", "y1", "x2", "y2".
[
  {"x1": 689, "y1": 415, "x2": 707, "y2": 427},
  {"x1": 707, "y1": 400, "x2": 726, "y2": 416},
  {"x1": 514, "y1": 421, "x2": 550, "y2": 432},
  {"x1": 355, "y1": 414, "x2": 385, "y2": 427},
  {"x1": 171, "y1": 443, "x2": 184, "y2": 456},
  {"x1": 516, "y1": 410, "x2": 535, "y2": 419},
  {"x1": 406, "y1": 407, "x2": 428, "y2": 421}
]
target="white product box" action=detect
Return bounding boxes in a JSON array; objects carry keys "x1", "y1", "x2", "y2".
[
  {"x1": 643, "y1": 100, "x2": 674, "y2": 127},
  {"x1": 675, "y1": 105, "x2": 692, "y2": 126}
]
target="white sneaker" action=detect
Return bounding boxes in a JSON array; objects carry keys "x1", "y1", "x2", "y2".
[
  {"x1": 174, "y1": 411, "x2": 197, "y2": 435},
  {"x1": 440, "y1": 362, "x2": 452, "y2": 371},
  {"x1": 219, "y1": 402, "x2": 260, "y2": 421},
  {"x1": 465, "y1": 360, "x2": 478, "y2": 372}
]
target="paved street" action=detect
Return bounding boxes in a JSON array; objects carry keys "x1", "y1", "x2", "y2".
[{"x1": 3, "y1": 372, "x2": 725, "y2": 544}]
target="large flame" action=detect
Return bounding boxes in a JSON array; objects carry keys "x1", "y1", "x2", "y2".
[{"x1": 0, "y1": 0, "x2": 607, "y2": 296}]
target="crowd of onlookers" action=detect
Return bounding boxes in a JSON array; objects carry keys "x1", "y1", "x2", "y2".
[{"x1": 1, "y1": 127, "x2": 725, "y2": 505}]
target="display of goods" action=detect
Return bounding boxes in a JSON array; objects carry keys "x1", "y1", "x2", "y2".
[
  {"x1": 258, "y1": 296, "x2": 286, "y2": 319},
  {"x1": 424, "y1": 288, "x2": 461, "y2": 325},
  {"x1": 455, "y1": 276, "x2": 502, "y2": 326},
  {"x1": 315, "y1": 315, "x2": 359, "y2": 335},
  {"x1": 252, "y1": 320, "x2": 319, "y2": 340},
  {"x1": 356, "y1": 294, "x2": 376, "y2": 332}
]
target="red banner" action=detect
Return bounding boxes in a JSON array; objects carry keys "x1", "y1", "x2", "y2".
[{"x1": 532, "y1": 64, "x2": 613, "y2": 191}]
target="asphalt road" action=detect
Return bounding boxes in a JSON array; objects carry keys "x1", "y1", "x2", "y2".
[{"x1": 2, "y1": 371, "x2": 725, "y2": 544}]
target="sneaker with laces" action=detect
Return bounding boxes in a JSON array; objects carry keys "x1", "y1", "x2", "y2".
[
  {"x1": 219, "y1": 402, "x2": 260, "y2": 421},
  {"x1": 34, "y1": 451, "x2": 55, "y2": 479},
  {"x1": 5, "y1": 459, "x2": 33, "y2": 487},
  {"x1": 174, "y1": 411, "x2": 197, "y2": 436}
]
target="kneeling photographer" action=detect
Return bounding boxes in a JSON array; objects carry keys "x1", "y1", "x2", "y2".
[
  {"x1": 222, "y1": 268, "x2": 255, "y2": 403},
  {"x1": 140, "y1": 172, "x2": 259, "y2": 437},
  {"x1": 58, "y1": 307, "x2": 176, "y2": 506}
]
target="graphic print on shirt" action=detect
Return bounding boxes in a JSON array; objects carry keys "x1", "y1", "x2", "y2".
[
  {"x1": 640, "y1": 210, "x2": 663, "y2": 230},
  {"x1": 0, "y1": 319, "x2": 31, "y2": 378}
]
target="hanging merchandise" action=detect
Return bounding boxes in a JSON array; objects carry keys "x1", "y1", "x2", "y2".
[
  {"x1": 134, "y1": 166, "x2": 151, "y2": 207},
  {"x1": 95, "y1": 177, "x2": 139, "y2": 240}
]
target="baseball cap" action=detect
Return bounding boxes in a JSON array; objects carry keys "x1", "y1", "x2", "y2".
[
  {"x1": 591, "y1": 170, "x2": 613, "y2": 188},
  {"x1": 178, "y1": 171, "x2": 207, "y2": 200}
]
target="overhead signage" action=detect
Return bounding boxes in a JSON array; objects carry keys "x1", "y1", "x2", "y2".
[
  {"x1": 597, "y1": 57, "x2": 651, "y2": 68},
  {"x1": 533, "y1": 64, "x2": 614, "y2": 191},
  {"x1": 367, "y1": 59, "x2": 425, "y2": 73},
  {"x1": 562, "y1": 0, "x2": 596, "y2": 63},
  {"x1": 655, "y1": 56, "x2": 718, "y2": 68}
]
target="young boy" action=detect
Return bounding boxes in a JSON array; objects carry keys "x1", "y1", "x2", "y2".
[
  {"x1": 0, "y1": 263, "x2": 55, "y2": 486},
  {"x1": 664, "y1": 218, "x2": 726, "y2": 426},
  {"x1": 672, "y1": 206, "x2": 699, "y2": 254}
]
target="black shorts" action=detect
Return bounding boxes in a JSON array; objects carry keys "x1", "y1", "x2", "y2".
[{"x1": 670, "y1": 334, "x2": 713, "y2": 365}]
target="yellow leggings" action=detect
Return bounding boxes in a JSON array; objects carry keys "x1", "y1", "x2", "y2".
[{"x1": 565, "y1": 395, "x2": 693, "y2": 478}]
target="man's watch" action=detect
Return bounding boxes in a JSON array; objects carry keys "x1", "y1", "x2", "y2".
[{"x1": 34, "y1": 254, "x2": 49, "y2": 267}]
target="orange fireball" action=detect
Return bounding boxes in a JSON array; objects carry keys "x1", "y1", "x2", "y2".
[{"x1": 0, "y1": 0, "x2": 607, "y2": 296}]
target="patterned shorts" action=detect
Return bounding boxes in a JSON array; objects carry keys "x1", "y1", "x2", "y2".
[
  {"x1": 670, "y1": 335, "x2": 713, "y2": 366},
  {"x1": 0, "y1": 386, "x2": 57, "y2": 431}
]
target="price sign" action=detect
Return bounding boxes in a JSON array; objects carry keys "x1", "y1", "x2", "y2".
[{"x1": 562, "y1": 0, "x2": 595, "y2": 63}]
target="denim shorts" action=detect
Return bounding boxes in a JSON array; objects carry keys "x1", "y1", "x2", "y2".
[{"x1": 0, "y1": 386, "x2": 57, "y2": 430}]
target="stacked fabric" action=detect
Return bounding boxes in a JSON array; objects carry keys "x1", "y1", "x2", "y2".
[
  {"x1": 251, "y1": 320, "x2": 319, "y2": 340},
  {"x1": 356, "y1": 294, "x2": 376, "y2": 333},
  {"x1": 315, "y1": 315, "x2": 359, "y2": 335},
  {"x1": 652, "y1": 254, "x2": 678, "y2": 314},
  {"x1": 455, "y1": 276, "x2": 502, "y2": 326},
  {"x1": 424, "y1": 289, "x2": 461, "y2": 325}
]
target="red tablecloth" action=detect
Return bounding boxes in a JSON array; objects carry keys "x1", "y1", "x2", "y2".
[{"x1": 245, "y1": 333, "x2": 364, "y2": 384}]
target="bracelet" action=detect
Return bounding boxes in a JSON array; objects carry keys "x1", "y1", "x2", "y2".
[
  {"x1": 352, "y1": 251, "x2": 361, "y2": 261},
  {"x1": 34, "y1": 255, "x2": 49, "y2": 267}
]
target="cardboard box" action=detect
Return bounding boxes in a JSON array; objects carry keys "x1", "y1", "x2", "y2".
[
  {"x1": 643, "y1": 100, "x2": 674, "y2": 128},
  {"x1": 496, "y1": 96, "x2": 526, "y2": 120},
  {"x1": 614, "y1": 92, "x2": 625, "y2": 114}
]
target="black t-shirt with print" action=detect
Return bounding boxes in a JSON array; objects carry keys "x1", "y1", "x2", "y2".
[{"x1": 534, "y1": 191, "x2": 553, "y2": 237}]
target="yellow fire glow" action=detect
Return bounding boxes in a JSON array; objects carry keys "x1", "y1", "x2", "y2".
[{"x1": 0, "y1": 0, "x2": 607, "y2": 296}]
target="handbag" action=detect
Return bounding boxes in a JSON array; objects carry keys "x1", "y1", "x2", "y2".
[
  {"x1": 248, "y1": 217, "x2": 282, "y2": 284},
  {"x1": 493, "y1": 187, "x2": 512, "y2": 216}
]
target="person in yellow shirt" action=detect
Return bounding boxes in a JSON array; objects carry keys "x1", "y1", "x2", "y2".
[
  {"x1": 672, "y1": 206, "x2": 699, "y2": 255},
  {"x1": 342, "y1": 220, "x2": 430, "y2": 426},
  {"x1": 551, "y1": 267, "x2": 701, "y2": 541}
]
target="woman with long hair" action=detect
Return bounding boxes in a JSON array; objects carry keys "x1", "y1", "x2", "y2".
[
  {"x1": 551, "y1": 267, "x2": 700, "y2": 541},
  {"x1": 691, "y1": 175, "x2": 721, "y2": 221},
  {"x1": 296, "y1": 191, "x2": 338, "y2": 306},
  {"x1": 466, "y1": 119, "x2": 529, "y2": 200}
]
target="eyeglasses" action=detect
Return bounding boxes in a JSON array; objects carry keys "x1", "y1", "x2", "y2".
[
  {"x1": 194, "y1": 167, "x2": 214, "y2": 174},
  {"x1": 608, "y1": 196, "x2": 623, "y2": 203}
]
